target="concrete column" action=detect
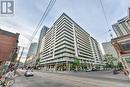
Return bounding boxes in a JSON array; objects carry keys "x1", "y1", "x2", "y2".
[
  {"x1": 54, "y1": 63, "x2": 57, "y2": 71},
  {"x1": 68, "y1": 61, "x2": 71, "y2": 71},
  {"x1": 73, "y1": 24, "x2": 78, "y2": 57},
  {"x1": 90, "y1": 63, "x2": 92, "y2": 70},
  {"x1": 80, "y1": 60, "x2": 83, "y2": 71}
]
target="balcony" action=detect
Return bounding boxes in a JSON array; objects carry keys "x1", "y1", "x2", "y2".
[{"x1": 55, "y1": 49, "x2": 74, "y2": 55}]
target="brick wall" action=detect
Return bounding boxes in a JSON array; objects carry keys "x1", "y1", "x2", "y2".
[{"x1": 0, "y1": 33, "x2": 18, "y2": 62}]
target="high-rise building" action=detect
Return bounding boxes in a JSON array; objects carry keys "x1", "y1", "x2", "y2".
[
  {"x1": 26, "y1": 43, "x2": 38, "y2": 67},
  {"x1": 39, "y1": 13, "x2": 102, "y2": 71},
  {"x1": 0, "y1": 29, "x2": 19, "y2": 64},
  {"x1": 37, "y1": 26, "x2": 49, "y2": 54},
  {"x1": 102, "y1": 42, "x2": 118, "y2": 58},
  {"x1": 27, "y1": 43, "x2": 38, "y2": 57},
  {"x1": 91, "y1": 37, "x2": 103, "y2": 64},
  {"x1": 112, "y1": 8, "x2": 130, "y2": 37}
]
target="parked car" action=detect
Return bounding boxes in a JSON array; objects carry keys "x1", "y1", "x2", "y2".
[
  {"x1": 113, "y1": 69, "x2": 120, "y2": 75},
  {"x1": 24, "y1": 70, "x2": 34, "y2": 77},
  {"x1": 86, "y1": 69, "x2": 92, "y2": 72},
  {"x1": 38, "y1": 67, "x2": 41, "y2": 70},
  {"x1": 92, "y1": 68, "x2": 98, "y2": 71}
]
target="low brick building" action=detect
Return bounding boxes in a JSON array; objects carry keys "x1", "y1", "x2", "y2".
[{"x1": 0, "y1": 29, "x2": 19, "y2": 64}]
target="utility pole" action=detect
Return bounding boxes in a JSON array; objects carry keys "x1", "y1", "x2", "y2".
[
  {"x1": 16, "y1": 46, "x2": 20, "y2": 62},
  {"x1": 17, "y1": 47, "x2": 24, "y2": 68}
]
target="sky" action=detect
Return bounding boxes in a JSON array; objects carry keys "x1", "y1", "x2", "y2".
[{"x1": 0, "y1": 0, "x2": 130, "y2": 62}]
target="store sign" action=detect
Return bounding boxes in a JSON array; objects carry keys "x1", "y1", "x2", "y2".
[
  {"x1": 117, "y1": 41, "x2": 130, "y2": 55},
  {"x1": 121, "y1": 41, "x2": 130, "y2": 51}
]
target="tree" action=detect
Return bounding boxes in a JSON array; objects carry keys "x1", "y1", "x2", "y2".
[
  {"x1": 73, "y1": 58, "x2": 80, "y2": 71},
  {"x1": 116, "y1": 62, "x2": 123, "y2": 70},
  {"x1": 35, "y1": 58, "x2": 40, "y2": 68},
  {"x1": 103, "y1": 54, "x2": 118, "y2": 69}
]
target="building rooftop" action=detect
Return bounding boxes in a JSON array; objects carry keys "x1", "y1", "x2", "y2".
[
  {"x1": 53, "y1": 13, "x2": 90, "y2": 36},
  {"x1": 0, "y1": 29, "x2": 20, "y2": 37}
]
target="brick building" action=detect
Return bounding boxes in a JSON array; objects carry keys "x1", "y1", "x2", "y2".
[{"x1": 0, "y1": 29, "x2": 19, "y2": 64}]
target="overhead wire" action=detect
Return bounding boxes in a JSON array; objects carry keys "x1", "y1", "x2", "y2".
[
  {"x1": 99, "y1": 0, "x2": 109, "y2": 29},
  {"x1": 96, "y1": 0, "x2": 112, "y2": 38},
  {"x1": 18, "y1": 0, "x2": 56, "y2": 60},
  {"x1": 27, "y1": 0, "x2": 56, "y2": 47}
]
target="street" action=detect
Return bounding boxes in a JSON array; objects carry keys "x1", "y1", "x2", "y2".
[{"x1": 13, "y1": 70, "x2": 130, "y2": 87}]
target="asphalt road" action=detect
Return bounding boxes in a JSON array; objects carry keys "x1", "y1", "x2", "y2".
[
  {"x1": 13, "y1": 70, "x2": 130, "y2": 87},
  {"x1": 45, "y1": 70, "x2": 130, "y2": 83}
]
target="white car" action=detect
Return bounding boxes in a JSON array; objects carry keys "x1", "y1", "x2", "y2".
[
  {"x1": 24, "y1": 70, "x2": 34, "y2": 77},
  {"x1": 86, "y1": 69, "x2": 92, "y2": 72}
]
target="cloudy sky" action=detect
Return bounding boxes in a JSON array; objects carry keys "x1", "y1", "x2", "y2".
[{"x1": 0, "y1": 0, "x2": 130, "y2": 61}]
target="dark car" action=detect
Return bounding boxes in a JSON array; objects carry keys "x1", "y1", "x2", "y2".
[
  {"x1": 113, "y1": 69, "x2": 120, "y2": 75},
  {"x1": 92, "y1": 68, "x2": 97, "y2": 71}
]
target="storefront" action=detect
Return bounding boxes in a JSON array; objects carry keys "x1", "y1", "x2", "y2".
[{"x1": 112, "y1": 34, "x2": 130, "y2": 78}]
